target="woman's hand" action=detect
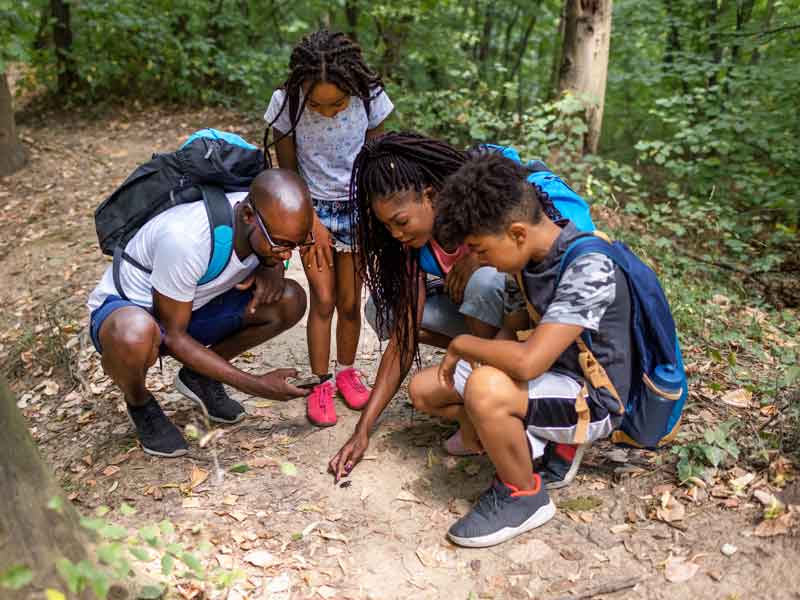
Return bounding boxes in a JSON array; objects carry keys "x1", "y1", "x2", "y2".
[
  {"x1": 329, "y1": 430, "x2": 370, "y2": 482},
  {"x1": 301, "y1": 214, "x2": 335, "y2": 271},
  {"x1": 445, "y1": 254, "x2": 480, "y2": 305}
]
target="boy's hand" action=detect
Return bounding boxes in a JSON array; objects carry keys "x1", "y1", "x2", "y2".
[
  {"x1": 438, "y1": 347, "x2": 461, "y2": 389},
  {"x1": 329, "y1": 430, "x2": 370, "y2": 482}
]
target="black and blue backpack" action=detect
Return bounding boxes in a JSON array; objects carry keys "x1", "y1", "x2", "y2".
[
  {"x1": 94, "y1": 129, "x2": 264, "y2": 300},
  {"x1": 558, "y1": 236, "x2": 688, "y2": 448},
  {"x1": 491, "y1": 143, "x2": 688, "y2": 449}
]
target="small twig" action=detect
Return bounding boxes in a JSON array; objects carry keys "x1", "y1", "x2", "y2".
[{"x1": 552, "y1": 576, "x2": 642, "y2": 600}]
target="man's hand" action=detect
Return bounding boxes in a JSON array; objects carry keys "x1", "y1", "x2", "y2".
[
  {"x1": 236, "y1": 263, "x2": 286, "y2": 315},
  {"x1": 445, "y1": 254, "x2": 479, "y2": 305},
  {"x1": 253, "y1": 368, "x2": 309, "y2": 400},
  {"x1": 301, "y1": 214, "x2": 335, "y2": 272},
  {"x1": 329, "y1": 430, "x2": 370, "y2": 482}
]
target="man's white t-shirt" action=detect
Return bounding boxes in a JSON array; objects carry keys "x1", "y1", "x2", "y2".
[
  {"x1": 263, "y1": 86, "x2": 393, "y2": 202},
  {"x1": 87, "y1": 192, "x2": 258, "y2": 313}
]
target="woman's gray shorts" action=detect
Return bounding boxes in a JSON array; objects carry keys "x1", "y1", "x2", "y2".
[{"x1": 364, "y1": 266, "x2": 506, "y2": 341}]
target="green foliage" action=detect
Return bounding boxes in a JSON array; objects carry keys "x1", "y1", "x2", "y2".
[
  {"x1": 0, "y1": 564, "x2": 34, "y2": 591},
  {"x1": 672, "y1": 421, "x2": 740, "y2": 483},
  {"x1": 0, "y1": 0, "x2": 38, "y2": 70},
  {"x1": 32, "y1": 501, "x2": 245, "y2": 598}
]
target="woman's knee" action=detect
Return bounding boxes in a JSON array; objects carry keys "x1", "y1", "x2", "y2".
[
  {"x1": 460, "y1": 267, "x2": 505, "y2": 330},
  {"x1": 409, "y1": 368, "x2": 439, "y2": 413}
]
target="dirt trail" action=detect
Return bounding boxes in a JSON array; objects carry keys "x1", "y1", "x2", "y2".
[{"x1": 1, "y1": 107, "x2": 798, "y2": 600}]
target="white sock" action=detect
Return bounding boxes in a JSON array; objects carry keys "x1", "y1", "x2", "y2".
[{"x1": 335, "y1": 361, "x2": 353, "y2": 375}]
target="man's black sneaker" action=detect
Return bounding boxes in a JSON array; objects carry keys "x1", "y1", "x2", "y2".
[
  {"x1": 447, "y1": 475, "x2": 555, "y2": 548},
  {"x1": 127, "y1": 398, "x2": 189, "y2": 458},
  {"x1": 539, "y1": 443, "x2": 587, "y2": 490},
  {"x1": 175, "y1": 367, "x2": 246, "y2": 424}
]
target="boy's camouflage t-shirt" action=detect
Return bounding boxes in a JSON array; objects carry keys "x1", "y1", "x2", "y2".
[{"x1": 503, "y1": 253, "x2": 616, "y2": 332}]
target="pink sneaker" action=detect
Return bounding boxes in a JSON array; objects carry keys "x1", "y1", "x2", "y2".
[
  {"x1": 335, "y1": 368, "x2": 371, "y2": 410},
  {"x1": 444, "y1": 429, "x2": 484, "y2": 456},
  {"x1": 307, "y1": 380, "x2": 337, "y2": 427}
]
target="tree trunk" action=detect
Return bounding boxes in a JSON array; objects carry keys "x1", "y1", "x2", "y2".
[
  {"x1": 499, "y1": 11, "x2": 540, "y2": 111},
  {"x1": 51, "y1": 0, "x2": 76, "y2": 94},
  {"x1": 555, "y1": 0, "x2": 613, "y2": 154},
  {"x1": 374, "y1": 14, "x2": 413, "y2": 80},
  {"x1": 662, "y1": 0, "x2": 689, "y2": 94},
  {"x1": 749, "y1": 0, "x2": 775, "y2": 65},
  {"x1": 345, "y1": 0, "x2": 359, "y2": 42},
  {"x1": 0, "y1": 71, "x2": 27, "y2": 177},
  {"x1": 547, "y1": 2, "x2": 567, "y2": 101},
  {"x1": 0, "y1": 379, "x2": 88, "y2": 597}
]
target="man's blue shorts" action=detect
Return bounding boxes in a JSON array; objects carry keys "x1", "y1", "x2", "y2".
[{"x1": 89, "y1": 288, "x2": 253, "y2": 354}]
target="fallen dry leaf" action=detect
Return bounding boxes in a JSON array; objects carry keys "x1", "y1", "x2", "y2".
[
  {"x1": 102, "y1": 465, "x2": 120, "y2": 478},
  {"x1": 189, "y1": 466, "x2": 209, "y2": 490},
  {"x1": 227, "y1": 510, "x2": 248, "y2": 522},
  {"x1": 415, "y1": 544, "x2": 453, "y2": 568},
  {"x1": 182, "y1": 497, "x2": 202, "y2": 509},
  {"x1": 42, "y1": 380, "x2": 59, "y2": 396},
  {"x1": 217, "y1": 554, "x2": 234, "y2": 569},
  {"x1": 721, "y1": 388, "x2": 753, "y2": 409},
  {"x1": 753, "y1": 509, "x2": 800, "y2": 537},
  {"x1": 222, "y1": 494, "x2": 238, "y2": 506},
  {"x1": 655, "y1": 491, "x2": 686, "y2": 523},
  {"x1": 664, "y1": 556, "x2": 699, "y2": 583},
  {"x1": 243, "y1": 549, "x2": 275, "y2": 568}
]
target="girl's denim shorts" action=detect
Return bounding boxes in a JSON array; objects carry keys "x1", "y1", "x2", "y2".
[{"x1": 314, "y1": 199, "x2": 355, "y2": 253}]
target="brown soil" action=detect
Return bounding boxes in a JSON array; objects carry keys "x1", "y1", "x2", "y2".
[{"x1": 1, "y1": 106, "x2": 798, "y2": 600}]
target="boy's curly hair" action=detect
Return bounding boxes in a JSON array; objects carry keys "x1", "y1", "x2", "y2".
[{"x1": 436, "y1": 153, "x2": 545, "y2": 247}]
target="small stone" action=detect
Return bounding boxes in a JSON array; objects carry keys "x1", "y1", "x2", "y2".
[{"x1": 721, "y1": 543, "x2": 738, "y2": 557}]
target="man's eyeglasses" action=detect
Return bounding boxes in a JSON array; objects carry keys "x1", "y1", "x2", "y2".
[{"x1": 248, "y1": 195, "x2": 315, "y2": 252}]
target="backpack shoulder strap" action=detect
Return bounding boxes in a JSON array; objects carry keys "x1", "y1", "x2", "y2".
[
  {"x1": 197, "y1": 186, "x2": 234, "y2": 285},
  {"x1": 558, "y1": 232, "x2": 619, "y2": 284}
]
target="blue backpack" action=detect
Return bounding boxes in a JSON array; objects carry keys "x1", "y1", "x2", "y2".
[
  {"x1": 487, "y1": 144, "x2": 596, "y2": 233},
  {"x1": 558, "y1": 236, "x2": 688, "y2": 448},
  {"x1": 489, "y1": 144, "x2": 687, "y2": 448},
  {"x1": 95, "y1": 129, "x2": 262, "y2": 299}
]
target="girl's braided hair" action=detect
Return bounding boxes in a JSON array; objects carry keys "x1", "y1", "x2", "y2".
[
  {"x1": 263, "y1": 29, "x2": 384, "y2": 168},
  {"x1": 349, "y1": 132, "x2": 468, "y2": 363}
]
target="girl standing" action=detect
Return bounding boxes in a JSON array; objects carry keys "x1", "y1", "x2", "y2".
[{"x1": 263, "y1": 30, "x2": 393, "y2": 427}]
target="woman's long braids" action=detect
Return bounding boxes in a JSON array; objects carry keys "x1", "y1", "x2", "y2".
[
  {"x1": 263, "y1": 29, "x2": 384, "y2": 168},
  {"x1": 349, "y1": 132, "x2": 468, "y2": 364}
]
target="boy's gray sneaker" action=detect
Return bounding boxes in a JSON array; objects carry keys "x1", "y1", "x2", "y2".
[
  {"x1": 447, "y1": 476, "x2": 555, "y2": 548},
  {"x1": 175, "y1": 367, "x2": 246, "y2": 424},
  {"x1": 127, "y1": 397, "x2": 188, "y2": 458}
]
